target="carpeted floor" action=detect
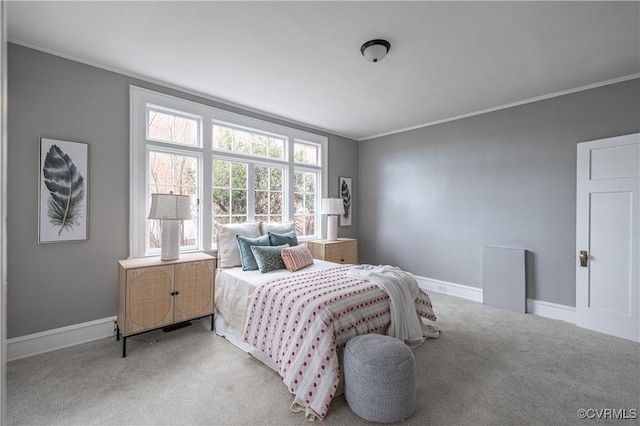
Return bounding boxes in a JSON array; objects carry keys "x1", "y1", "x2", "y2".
[{"x1": 7, "y1": 292, "x2": 640, "y2": 425}]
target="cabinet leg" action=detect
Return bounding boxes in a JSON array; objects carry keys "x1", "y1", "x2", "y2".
[
  {"x1": 211, "y1": 313, "x2": 215, "y2": 331},
  {"x1": 122, "y1": 336, "x2": 127, "y2": 358},
  {"x1": 116, "y1": 324, "x2": 120, "y2": 341}
]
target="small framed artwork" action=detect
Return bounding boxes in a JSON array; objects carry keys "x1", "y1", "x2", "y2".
[
  {"x1": 339, "y1": 176, "x2": 352, "y2": 227},
  {"x1": 38, "y1": 138, "x2": 88, "y2": 243}
]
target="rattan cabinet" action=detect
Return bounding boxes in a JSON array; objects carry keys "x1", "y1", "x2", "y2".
[
  {"x1": 117, "y1": 252, "x2": 215, "y2": 357},
  {"x1": 306, "y1": 238, "x2": 358, "y2": 264}
]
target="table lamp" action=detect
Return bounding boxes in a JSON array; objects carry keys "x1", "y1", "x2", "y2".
[
  {"x1": 148, "y1": 193, "x2": 192, "y2": 260},
  {"x1": 321, "y1": 198, "x2": 345, "y2": 241}
]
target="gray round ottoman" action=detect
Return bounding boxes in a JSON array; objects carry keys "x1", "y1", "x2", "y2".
[{"x1": 344, "y1": 334, "x2": 416, "y2": 423}]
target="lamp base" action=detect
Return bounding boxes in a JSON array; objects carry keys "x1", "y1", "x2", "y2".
[
  {"x1": 161, "y1": 220, "x2": 180, "y2": 261},
  {"x1": 327, "y1": 215, "x2": 338, "y2": 241}
]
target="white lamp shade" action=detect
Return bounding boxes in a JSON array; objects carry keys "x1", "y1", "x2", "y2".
[
  {"x1": 148, "y1": 193, "x2": 192, "y2": 220},
  {"x1": 321, "y1": 198, "x2": 345, "y2": 215}
]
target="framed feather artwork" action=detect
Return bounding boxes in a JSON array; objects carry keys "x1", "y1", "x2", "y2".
[
  {"x1": 38, "y1": 138, "x2": 88, "y2": 243},
  {"x1": 339, "y1": 176, "x2": 352, "y2": 227}
]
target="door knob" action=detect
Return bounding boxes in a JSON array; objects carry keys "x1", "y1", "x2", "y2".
[{"x1": 579, "y1": 250, "x2": 588, "y2": 267}]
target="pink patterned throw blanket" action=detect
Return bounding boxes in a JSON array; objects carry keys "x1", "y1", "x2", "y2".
[{"x1": 242, "y1": 264, "x2": 437, "y2": 421}]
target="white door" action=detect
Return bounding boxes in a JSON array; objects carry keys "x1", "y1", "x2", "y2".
[{"x1": 576, "y1": 133, "x2": 639, "y2": 342}]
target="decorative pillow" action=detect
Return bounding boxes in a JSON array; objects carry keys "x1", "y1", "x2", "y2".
[
  {"x1": 261, "y1": 221, "x2": 295, "y2": 235},
  {"x1": 250, "y1": 244, "x2": 290, "y2": 273},
  {"x1": 281, "y1": 245, "x2": 314, "y2": 272},
  {"x1": 215, "y1": 221, "x2": 261, "y2": 268},
  {"x1": 236, "y1": 234, "x2": 271, "y2": 271},
  {"x1": 268, "y1": 231, "x2": 299, "y2": 247}
]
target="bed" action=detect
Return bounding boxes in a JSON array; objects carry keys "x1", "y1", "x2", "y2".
[
  {"x1": 212, "y1": 221, "x2": 438, "y2": 420},
  {"x1": 214, "y1": 259, "x2": 342, "y2": 368}
]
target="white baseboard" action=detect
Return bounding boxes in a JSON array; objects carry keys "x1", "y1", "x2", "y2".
[
  {"x1": 7, "y1": 316, "x2": 116, "y2": 361},
  {"x1": 526, "y1": 298, "x2": 576, "y2": 323},
  {"x1": 416, "y1": 275, "x2": 575, "y2": 323},
  {"x1": 415, "y1": 275, "x2": 483, "y2": 303}
]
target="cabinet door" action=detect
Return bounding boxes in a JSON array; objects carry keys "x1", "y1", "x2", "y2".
[
  {"x1": 125, "y1": 265, "x2": 174, "y2": 335},
  {"x1": 174, "y1": 260, "x2": 214, "y2": 322},
  {"x1": 342, "y1": 241, "x2": 358, "y2": 264},
  {"x1": 306, "y1": 242, "x2": 326, "y2": 260},
  {"x1": 324, "y1": 244, "x2": 343, "y2": 263}
]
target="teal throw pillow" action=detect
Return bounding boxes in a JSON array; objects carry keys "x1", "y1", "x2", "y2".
[
  {"x1": 268, "y1": 231, "x2": 299, "y2": 247},
  {"x1": 250, "y1": 244, "x2": 290, "y2": 273},
  {"x1": 236, "y1": 234, "x2": 271, "y2": 271}
]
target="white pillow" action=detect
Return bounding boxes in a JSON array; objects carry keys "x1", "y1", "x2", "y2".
[
  {"x1": 260, "y1": 221, "x2": 295, "y2": 235},
  {"x1": 215, "y1": 221, "x2": 261, "y2": 268}
]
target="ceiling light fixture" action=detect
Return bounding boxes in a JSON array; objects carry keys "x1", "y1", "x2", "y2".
[{"x1": 360, "y1": 39, "x2": 391, "y2": 63}]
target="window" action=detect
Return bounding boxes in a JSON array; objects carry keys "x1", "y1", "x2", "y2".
[
  {"x1": 148, "y1": 107, "x2": 199, "y2": 146},
  {"x1": 213, "y1": 123, "x2": 284, "y2": 160},
  {"x1": 294, "y1": 141, "x2": 319, "y2": 165},
  {"x1": 148, "y1": 149, "x2": 199, "y2": 250},
  {"x1": 254, "y1": 164, "x2": 284, "y2": 224},
  {"x1": 212, "y1": 159, "x2": 248, "y2": 225},
  {"x1": 294, "y1": 170, "x2": 317, "y2": 237},
  {"x1": 130, "y1": 86, "x2": 327, "y2": 257}
]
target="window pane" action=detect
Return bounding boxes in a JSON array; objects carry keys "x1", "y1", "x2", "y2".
[
  {"x1": 294, "y1": 170, "x2": 304, "y2": 193},
  {"x1": 212, "y1": 159, "x2": 248, "y2": 238},
  {"x1": 271, "y1": 192, "x2": 283, "y2": 215},
  {"x1": 148, "y1": 109, "x2": 198, "y2": 146},
  {"x1": 252, "y1": 134, "x2": 267, "y2": 156},
  {"x1": 293, "y1": 169, "x2": 318, "y2": 237},
  {"x1": 231, "y1": 163, "x2": 247, "y2": 189},
  {"x1": 148, "y1": 111, "x2": 173, "y2": 142},
  {"x1": 231, "y1": 215, "x2": 247, "y2": 223},
  {"x1": 174, "y1": 116, "x2": 198, "y2": 145},
  {"x1": 212, "y1": 159, "x2": 230, "y2": 187},
  {"x1": 255, "y1": 191, "x2": 268, "y2": 215},
  {"x1": 271, "y1": 168, "x2": 283, "y2": 191},
  {"x1": 213, "y1": 126, "x2": 233, "y2": 151},
  {"x1": 235, "y1": 129, "x2": 251, "y2": 154},
  {"x1": 232, "y1": 190, "x2": 247, "y2": 214},
  {"x1": 148, "y1": 151, "x2": 197, "y2": 195},
  {"x1": 268, "y1": 137, "x2": 284, "y2": 159},
  {"x1": 305, "y1": 215, "x2": 315, "y2": 235},
  {"x1": 294, "y1": 142, "x2": 318, "y2": 165},
  {"x1": 305, "y1": 173, "x2": 316, "y2": 193},
  {"x1": 252, "y1": 165, "x2": 285, "y2": 223},
  {"x1": 212, "y1": 189, "x2": 229, "y2": 215},
  {"x1": 212, "y1": 123, "x2": 285, "y2": 160},
  {"x1": 215, "y1": 216, "x2": 230, "y2": 225},
  {"x1": 149, "y1": 219, "x2": 162, "y2": 248},
  {"x1": 148, "y1": 150, "x2": 198, "y2": 251},
  {"x1": 305, "y1": 144, "x2": 318, "y2": 165},
  {"x1": 255, "y1": 165, "x2": 269, "y2": 191},
  {"x1": 294, "y1": 193, "x2": 304, "y2": 214}
]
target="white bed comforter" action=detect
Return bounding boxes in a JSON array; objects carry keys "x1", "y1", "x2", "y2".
[{"x1": 347, "y1": 264, "x2": 426, "y2": 346}]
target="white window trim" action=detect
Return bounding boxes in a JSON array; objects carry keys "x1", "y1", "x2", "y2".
[{"x1": 130, "y1": 86, "x2": 328, "y2": 258}]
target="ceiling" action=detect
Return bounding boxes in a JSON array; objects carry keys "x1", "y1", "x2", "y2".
[{"x1": 7, "y1": 1, "x2": 640, "y2": 141}]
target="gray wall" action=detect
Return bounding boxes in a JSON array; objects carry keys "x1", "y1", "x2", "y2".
[
  {"x1": 7, "y1": 44, "x2": 358, "y2": 338},
  {"x1": 327, "y1": 135, "x2": 358, "y2": 240},
  {"x1": 358, "y1": 79, "x2": 639, "y2": 307}
]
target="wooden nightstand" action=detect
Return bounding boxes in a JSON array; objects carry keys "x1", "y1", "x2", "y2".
[
  {"x1": 306, "y1": 238, "x2": 358, "y2": 264},
  {"x1": 117, "y1": 252, "x2": 215, "y2": 357}
]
